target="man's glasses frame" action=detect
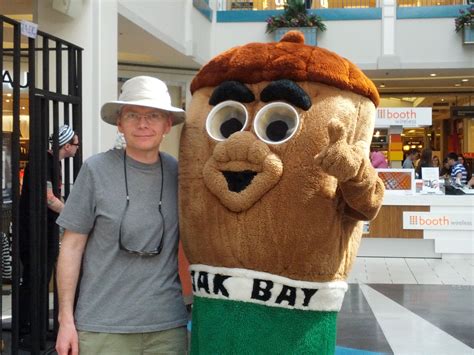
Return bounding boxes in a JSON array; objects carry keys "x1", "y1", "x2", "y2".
[
  {"x1": 121, "y1": 110, "x2": 168, "y2": 124},
  {"x1": 118, "y1": 150, "x2": 164, "y2": 257}
]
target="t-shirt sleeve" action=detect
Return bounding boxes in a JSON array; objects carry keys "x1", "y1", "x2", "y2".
[{"x1": 56, "y1": 161, "x2": 96, "y2": 235}]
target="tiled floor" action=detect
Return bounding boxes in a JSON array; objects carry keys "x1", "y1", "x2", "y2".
[
  {"x1": 1, "y1": 257, "x2": 473, "y2": 354},
  {"x1": 347, "y1": 257, "x2": 474, "y2": 285}
]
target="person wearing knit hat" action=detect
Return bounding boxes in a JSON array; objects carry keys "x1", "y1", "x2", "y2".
[
  {"x1": 55, "y1": 76, "x2": 188, "y2": 355},
  {"x1": 180, "y1": 31, "x2": 384, "y2": 354},
  {"x1": 51, "y1": 124, "x2": 75, "y2": 148},
  {"x1": 19, "y1": 124, "x2": 79, "y2": 343}
]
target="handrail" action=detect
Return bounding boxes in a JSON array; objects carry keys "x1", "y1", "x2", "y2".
[{"x1": 218, "y1": 0, "x2": 467, "y2": 10}]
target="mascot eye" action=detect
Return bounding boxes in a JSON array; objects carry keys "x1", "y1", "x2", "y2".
[
  {"x1": 206, "y1": 100, "x2": 248, "y2": 141},
  {"x1": 253, "y1": 102, "x2": 300, "y2": 145}
]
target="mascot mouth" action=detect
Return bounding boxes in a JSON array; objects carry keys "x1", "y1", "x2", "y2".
[
  {"x1": 203, "y1": 155, "x2": 283, "y2": 213},
  {"x1": 222, "y1": 171, "x2": 258, "y2": 192}
]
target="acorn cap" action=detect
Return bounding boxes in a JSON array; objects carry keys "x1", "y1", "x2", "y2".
[{"x1": 191, "y1": 31, "x2": 379, "y2": 106}]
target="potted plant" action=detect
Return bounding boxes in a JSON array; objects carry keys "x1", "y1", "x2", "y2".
[
  {"x1": 454, "y1": 5, "x2": 473, "y2": 45},
  {"x1": 266, "y1": 0, "x2": 326, "y2": 46}
]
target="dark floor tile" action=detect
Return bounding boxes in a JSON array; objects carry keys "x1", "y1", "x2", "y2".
[{"x1": 337, "y1": 284, "x2": 393, "y2": 354}]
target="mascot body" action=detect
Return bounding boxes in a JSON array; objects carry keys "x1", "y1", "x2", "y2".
[{"x1": 180, "y1": 32, "x2": 384, "y2": 354}]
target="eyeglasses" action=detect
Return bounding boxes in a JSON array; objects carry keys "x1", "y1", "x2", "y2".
[
  {"x1": 122, "y1": 111, "x2": 168, "y2": 123},
  {"x1": 118, "y1": 150, "x2": 164, "y2": 257}
]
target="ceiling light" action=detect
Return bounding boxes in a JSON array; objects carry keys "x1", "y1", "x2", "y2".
[
  {"x1": 454, "y1": 83, "x2": 461, "y2": 87},
  {"x1": 430, "y1": 73, "x2": 437, "y2": 77},
  {"x1": 5, "y1": 99, "x2": 10, "y2": 103},
  {"x1": 441, "y1": 98, "x2": 445, "y2": 102},
  {"x1": 21, "y1": 106, "x2": 25, "y2": 110},
  {"x1": 461, "y1": 79, "x2": 469, "y2": 82},
  {"x1": 379, "y1": 84, "x2": 385, "y2": 88},
  {"x1": 6, "y1": 93, "x2": 11, "y2": 97}
]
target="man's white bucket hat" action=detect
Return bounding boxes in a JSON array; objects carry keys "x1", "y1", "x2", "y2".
[{"x1": 100, "y1": 76, "x2": 185, "y2": 126}]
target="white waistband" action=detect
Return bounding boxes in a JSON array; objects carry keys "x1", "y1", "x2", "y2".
[{"x1": 190, "y1": 264, "x2": 348, "y2": 312}]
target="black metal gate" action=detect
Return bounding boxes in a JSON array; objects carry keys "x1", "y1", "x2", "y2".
[{"x1": 0, "y1": 15, "x2": 83, "y2": 354}]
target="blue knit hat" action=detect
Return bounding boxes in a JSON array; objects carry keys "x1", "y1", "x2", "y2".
[{"x1": 49, "y1": 125, "x2": 75, "y2": 147}]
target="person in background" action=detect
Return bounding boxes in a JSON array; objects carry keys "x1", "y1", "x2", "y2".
[
  {"x1": 458, "y1": 154, "x2": 472, "y2": 181},
  {"x1": 19, "y1": 125, "x2": 79, "y2": 341},
  {"x1": 432, "y1": 155, "x2": 440, "y2": 169},
  {"x1": 415, "y1": 148, "x2": 432, "y2": 179},
  {"x1": 402, "y1": 149, "x2": 418, "y2": 169},
  {"x1": 447, "y1": 152, "x2": 468, "y2": 185},
  {"x1": 467, "y1": 176, "x2": 474, "y2": 188},
  {"x1": 413, "y1": 150, "x2": 421, "y2": 169},
  {"x1": 370, "y1": 150, "x2": 388, "y2": 169},
  {"x1": 439, "y1": 158, "x2": 451, "y2": 178},
  {"x1": 55, "y1": 76, "x2": 188, "y2": 355}
]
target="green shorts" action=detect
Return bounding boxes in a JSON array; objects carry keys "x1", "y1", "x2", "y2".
[{"x1": 78, "y1": 326, "x2": 187, "y2": 355}]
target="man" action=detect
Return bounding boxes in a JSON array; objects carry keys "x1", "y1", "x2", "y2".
[
  {"x1": 402, "y1": 148, "x2": 417, "y2": 169},
  {"x1": 19, "y1": 124, "x2": 79, "y2": 336},
  {"x1": 55, "y1": 76, "x2": 188, "y2": 355},
  {"x1": 447, "y1": 152, "x2": 468, "y2": 185}
]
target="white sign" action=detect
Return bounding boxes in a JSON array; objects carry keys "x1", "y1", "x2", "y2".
[
  {"x1": 403, "y1": 212, "x2": 473, "y2": 231},
  {"x1": 421, "y1": 168, "x2": 441, "y2": 194},
  {"x1": 375, "y1": 108, "x2": 432, "y2": 128},
  {"x1": 20, "y1": 20, "x2": 38, "y2": 39}
]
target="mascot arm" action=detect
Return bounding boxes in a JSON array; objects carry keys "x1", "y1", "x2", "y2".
[
  {"x1": 339, "y1": 158, "x2": 385, "y2": 221},
  {"x1": 315, "y1": 120, "x2": 384, "y2": 221}
]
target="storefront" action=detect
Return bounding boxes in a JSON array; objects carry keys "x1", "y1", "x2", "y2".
[{"x1": 371, "y1": 102, "x2": 474, "y2": 173}]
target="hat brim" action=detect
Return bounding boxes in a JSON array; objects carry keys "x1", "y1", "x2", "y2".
[{"x1": 101, "y1": 100, "x2": 185, "y2": 126}]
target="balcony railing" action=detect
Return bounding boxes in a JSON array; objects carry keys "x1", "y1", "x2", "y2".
[
  {"x1": 219, "y1": 0, "x2": 466, "y2": 9},
  {"x1": 220, "y1": 0, "x2": 378, "y2": 9},
  {"x1": 397, "y1": 0, "x2": 465, "y2": 6}
]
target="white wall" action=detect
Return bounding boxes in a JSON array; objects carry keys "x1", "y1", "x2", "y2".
[
  {"x1": 192, "y1": 6, "x2": 213, "y2": 65},
  {"x1": 319, "y1": 21, "x2": 382, "y2": 69},
  {"x1": 396, "y1": 18, "x2": 474, "y2": 68},
  {"x1": 212, "y1": 21, "x2": 382, "y2": 68},
  {"x1": 36, "y1": 0, "x2": 118, "y2": 159},
  {"x1": 118, "y1": 0, "x2": 188, "y2": 58}
]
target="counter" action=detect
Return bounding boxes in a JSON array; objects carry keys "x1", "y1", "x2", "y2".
[{"x1": 360, "y1": 193, "x2": 474, "y2": 258}]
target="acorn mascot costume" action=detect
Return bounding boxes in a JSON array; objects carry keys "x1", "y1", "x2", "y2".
[{"x1": 179, "y1": 31, "x2": 385, "y2": 354}]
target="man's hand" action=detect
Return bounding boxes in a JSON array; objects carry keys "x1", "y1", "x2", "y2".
[
  {"x1": 314, "y1": 120, "x2": 364, "y2": 182},
  {"x1": 56, "y1": 321, "x2": 79, "y2": 355}
]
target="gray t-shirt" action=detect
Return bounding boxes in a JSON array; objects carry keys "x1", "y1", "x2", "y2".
[{"x1": 57, "y1": 149, "x2": 188, "y2": 333}]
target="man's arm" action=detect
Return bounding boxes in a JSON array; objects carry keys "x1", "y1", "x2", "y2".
[
  {"x1": 55, "y1": 230, "x2": 88, "y2": 355},
  {"x1": 47, "y1": 181, "x2": 64, "y2": 213}
]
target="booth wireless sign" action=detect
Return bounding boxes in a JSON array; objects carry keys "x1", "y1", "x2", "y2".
[{"x1": 375, "y1": 107, "x2": 432, "y2": 128}]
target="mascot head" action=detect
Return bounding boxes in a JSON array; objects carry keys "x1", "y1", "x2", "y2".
[{"x1": 180, "y1": 31, "x2": 381, "y2": 282}]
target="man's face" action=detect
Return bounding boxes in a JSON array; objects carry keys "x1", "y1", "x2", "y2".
[
  {"x1": 448, "y1": 158, "x2": 456, "y2": 167},
  {"x1": 117, "y1": 105, "x2": 172, "y2": 154},
  {"x1": 63, "y1": 135, "x2": 79, "y2": 158}
]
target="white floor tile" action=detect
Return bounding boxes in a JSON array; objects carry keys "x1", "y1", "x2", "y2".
[
  {"x1": 425, "y1": 259, "x2": 469, "y2": 285},
  {"x1": 405, "y1": 258, "x2": 443, "y2": 285}
]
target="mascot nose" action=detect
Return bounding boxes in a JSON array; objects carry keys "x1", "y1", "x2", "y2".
[{"x1": 213, "y1": 131, "x2": 270, "y2": 164}]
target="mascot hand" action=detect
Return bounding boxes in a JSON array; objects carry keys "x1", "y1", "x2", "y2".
[{"x1": 314, "y1": 120, "x2": 364, "y2": 182}]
